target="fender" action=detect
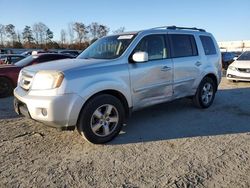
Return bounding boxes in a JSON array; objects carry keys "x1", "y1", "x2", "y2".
[{"x1": 78, "y1": 79, "x2": 132, "y2": 108}]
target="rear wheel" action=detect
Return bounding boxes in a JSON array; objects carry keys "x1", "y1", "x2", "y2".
[
  {"x1": 193, "y1": 77, "x2": 216, "y2": 108},
  {"x1": 77, "y1": 94, "x2": 125, "y2": 144},
  {"x1": 0, "y1": 77, "x2": 13, "y2": 98}
]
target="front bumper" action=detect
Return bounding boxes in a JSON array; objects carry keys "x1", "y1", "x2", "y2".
[
  {"x1": 226, "y1": 69, "x2": 250, "y2": 81},
  {"x1": 14, "y1": 87, "x2": 85, "y2": 128}
]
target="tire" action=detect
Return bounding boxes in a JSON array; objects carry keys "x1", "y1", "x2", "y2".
[
  {"x1": 0, "y1": 77, "x2": 13, "y2": 98},
  {"x1": 193, "y1": 77, "x2": 216, "y2": 108},
  {"x1": 77, "y1": 94, "x2": 125, "y2": 144}
]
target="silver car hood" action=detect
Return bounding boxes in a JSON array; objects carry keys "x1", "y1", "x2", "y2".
[
  {"x1": 231, "y1": 60, "x2": 250, "y2": 68},
  {"x1": 22, "y1": 58, "x2": 111, "y2": 73}
]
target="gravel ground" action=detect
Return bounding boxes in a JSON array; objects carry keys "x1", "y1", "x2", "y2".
[{"x1": 0, "y1": 77, "x2": 250, "y2": 188}]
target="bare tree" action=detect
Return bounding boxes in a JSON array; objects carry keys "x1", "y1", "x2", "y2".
[
  {"x1": 33, "y1": 22, "x2": 48, "y2": 45},
  {"x1": 73, "y1": 22, "x2": 88, "y2": 43},
  {"x1": 89, "y1": 22, "x2": 99, "y2": 39},
  {"x1": 89, "y1": 22, "x2": 109, "y2": 39},
  {"x1": 68, "y1": 22, "x2": 75, "y2": 44},
  {"x1": 45, "y1": 28, "x2": 53, "y2": 44},
  {"x1": 96, "y1": 24, "x2": 109, "y2": 38},
  {"x1": 113, "y1": 27, "x2": 125, "y2": 34},
  {"x1": 60, "y1": 29, "x2": 67, "y2": 45},
  {"x1": 5, "y1": 24, "x2": 17, "y2": 46},
  {"x1": 22, "y1": 26, "x2": 34, "y2": 43},
  {"x1": 0, "y1": 24, "x2": 5, "y2": 46}
]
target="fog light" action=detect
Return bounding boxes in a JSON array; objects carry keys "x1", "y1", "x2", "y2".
[{"x1": 41, "y1": 108, "x2": 47, "y2": 116}]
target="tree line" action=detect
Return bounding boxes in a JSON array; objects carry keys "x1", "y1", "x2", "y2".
[{"x1": 0, "y1": 22, "x2": 125, "y2": 50}]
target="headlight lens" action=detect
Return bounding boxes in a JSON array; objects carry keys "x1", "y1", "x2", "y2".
[
  {"x1": 31, "y1": 71, "x2": 64, "y2": 90},
  {"x1": 228, "y1": 66, "x2": 237, "y2": 71}
]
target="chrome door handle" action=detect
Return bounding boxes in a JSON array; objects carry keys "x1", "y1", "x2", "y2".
[
  {"x1": 161, "y1": 66, "x2": 171, "y2": 71},
  {"x1": 195, "y1": 61, "x2": 202, "y2": 66}
]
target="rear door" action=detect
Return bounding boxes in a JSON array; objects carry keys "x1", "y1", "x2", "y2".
[
  {"x1": 168, "y1": 33, "x2": 202, "y2": 98},
  {"x1": 129, "y1": 34, "x2": 173, "y2": 109}
]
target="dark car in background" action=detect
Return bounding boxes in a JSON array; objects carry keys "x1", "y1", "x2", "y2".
[
  {"x1": 0, "y1": 53, "x2": 72, "y2": 98},
  {"x1": 221, "y1": 52, "x2": 236, "y2": 69},
  {"x1": 59, "y1": 50, "x2": 81, "y2": 57},
  {"x1": 0, "y1": 54, "x2": 26, "y2": 65}
]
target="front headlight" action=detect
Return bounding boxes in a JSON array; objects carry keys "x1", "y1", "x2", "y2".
[
  {"x1": 228, "y1": 66, "x2": 237, "y2": 71},
  {"x1": 31, "y1": 71, "x2": 64, "y2": 90}
]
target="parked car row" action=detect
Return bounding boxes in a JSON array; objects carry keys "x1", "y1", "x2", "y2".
[
  {"x1": 221, "y1": 52, "x2": 236, "y2": 69},
  {"x1": 21, "y1": 50, "x2": 81, "y2": 57},
  {"x1": 0, "y1": 53, "x2": 73, "y2": 97},
  {"x1": 2, "y1": 26, "x2": 250, "y2": 144},
  {"x1": 0, "y1": 54, "x2": 26, "y2": 65}
]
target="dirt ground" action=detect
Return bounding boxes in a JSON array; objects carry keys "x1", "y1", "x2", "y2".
[{"x1": 0, "y1": 77, "x2": 250, "y2": 188}]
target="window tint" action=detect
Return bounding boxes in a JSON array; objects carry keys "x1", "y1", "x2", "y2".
[
  {"x1": 169, "y1": 34, "x2": 198, "y2": 58},
  {"x1": 133, "y1": 35, "x2": 168, "y2": 61},
  {"x1": 200, "y1": 36, "x2": 217, "y2": 55},
  {"x1": 38, "y1": 55, "x2": 67, "y2": 63}
]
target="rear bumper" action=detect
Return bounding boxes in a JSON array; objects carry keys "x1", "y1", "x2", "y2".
[{"x1": 14, "y1": 87, "x2": 85, "y2": 128}]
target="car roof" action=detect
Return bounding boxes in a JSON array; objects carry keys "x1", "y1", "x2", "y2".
[{"x1": 109, "y1": 26, "x2": 209, "y2": 37}]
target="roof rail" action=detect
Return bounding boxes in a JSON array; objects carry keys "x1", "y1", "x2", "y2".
[{"x1": 151, "y1": 25, "x2": 206, "y2": 32}]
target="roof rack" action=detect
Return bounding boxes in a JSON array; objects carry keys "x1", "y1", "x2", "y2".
[{"x1": 151, "y1": 25, "x2": 206, "y2": 32}]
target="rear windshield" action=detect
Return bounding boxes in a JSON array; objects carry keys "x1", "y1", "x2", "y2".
[{"x1": 237, "y1": 51, "x2": 250, "y2": 60}]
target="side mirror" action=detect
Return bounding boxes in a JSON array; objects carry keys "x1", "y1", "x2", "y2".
[
  {"x1": 233, "y1": 57, "x2": 237, "y2": 61},
  {"x1": 132, "y1": 52, "x2": 148, "y2": 63}
]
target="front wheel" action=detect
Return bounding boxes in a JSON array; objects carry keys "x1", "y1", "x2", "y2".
[
  {"x1": 0, "y1": 77, "x2": 13, "y2": 98},
  {"x1": 193, "y1": 77, "x2": 216, "y2": 108},
  {"x1": 77, "y1": 94, "x2": 125, "y2": 144}
]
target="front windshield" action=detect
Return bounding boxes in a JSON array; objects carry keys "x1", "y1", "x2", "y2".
[
  {"x1": 237, "y1": 51, "x2": 250, "y2": 61},
  {"x1": 78, "y1": 34, "x2": 136, "y2": 60},
  {"x1": 15, "y1": 55, "x2": 37, "y2": 67}
]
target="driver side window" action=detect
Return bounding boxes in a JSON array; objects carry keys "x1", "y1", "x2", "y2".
[{"x1": 134, "y1": 34, "x2": 168, "y2": 61}]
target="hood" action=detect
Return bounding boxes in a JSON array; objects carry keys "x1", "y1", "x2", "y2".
[
  {"x1": 231, "y1": 60, "x2": 250, "y2": 69},
  {"x1": 23, "y1": 58, "x2": 113, "y2": 73},
  {"x1": 0, "y1": 64, "x2": 20, "y2": 71}
]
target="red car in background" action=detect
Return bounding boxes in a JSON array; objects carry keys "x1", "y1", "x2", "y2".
[{"x1": 0, "y1": 53, "x2": 73, "y2": 98}]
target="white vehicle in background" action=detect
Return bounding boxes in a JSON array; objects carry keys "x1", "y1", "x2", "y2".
[{"x1": 227, "y1": 51, "x2": 250, "y2": 82}]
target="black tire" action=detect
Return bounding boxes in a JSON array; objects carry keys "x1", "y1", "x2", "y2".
[
  {"x1": 0, "y1": 77, "x2": 13, "y2": 98},
  {"x1": 193, "y1": 77, "x2": 216, "y2": 108},
  {"x1": 77, "y1": 94, "x2": 125, "y2": 144}
]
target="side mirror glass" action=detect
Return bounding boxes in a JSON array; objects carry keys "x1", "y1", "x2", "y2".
[{"x1": 132, "y1": 52, "x2": 148, "y2": 63}]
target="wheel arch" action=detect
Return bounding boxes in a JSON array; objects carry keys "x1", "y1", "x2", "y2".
[
  {"x1": 204, "y1": 73, "x2": 218, "y2": 91},
  {"x1": 78, "y1": 89, "x2": 131, "y2": 124},
  {"x1": 0, "y1": 75, "x2": 15, "y2": 87}
]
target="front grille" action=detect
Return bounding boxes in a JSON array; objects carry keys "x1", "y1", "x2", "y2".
[
  {"x1": 19, "y1": 71, "x2": 34, "y2": 91},
  {"x1": 238, "y1": 68, "x2": 250, "y2": 73}
]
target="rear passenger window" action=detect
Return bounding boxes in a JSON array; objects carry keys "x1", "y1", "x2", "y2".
[
  {"x1": 200, "y1": 36, "x2": 216, "y2": 55},
  {"x1": 169, "y1": 34, "x2": 198, "y2": 58}
]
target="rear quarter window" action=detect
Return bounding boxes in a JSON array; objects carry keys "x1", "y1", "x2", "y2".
[{"x1": 200, "y1": 36, "x2": 217, "y2": 55}]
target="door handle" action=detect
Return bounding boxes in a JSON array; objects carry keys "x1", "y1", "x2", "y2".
[
  {"x1": 195, "y1": 61, "x2": 202, "y2": 66},
  {"x1": 161, "y1": 66, "x2": 171, "y2": 71}
]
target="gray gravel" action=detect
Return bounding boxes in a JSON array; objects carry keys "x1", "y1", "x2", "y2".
[{"x1": 0, "y1": 77, "x2": 250, "y2": 187}]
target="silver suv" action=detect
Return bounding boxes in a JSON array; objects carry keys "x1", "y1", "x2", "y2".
[{"x1": 14, "y1": 26, "x2": 222, "y2": 144}]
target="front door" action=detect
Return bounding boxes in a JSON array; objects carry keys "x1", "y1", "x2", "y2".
[{"x1": 128, "y1": 34, "x2": 173, "y2": 110}]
